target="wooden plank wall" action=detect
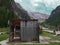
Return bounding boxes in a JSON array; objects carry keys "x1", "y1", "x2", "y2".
[{"x1": 20, "y1": 20, "x2": 39, "y2": 42}]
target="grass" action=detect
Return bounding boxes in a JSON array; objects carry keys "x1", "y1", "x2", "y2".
[
  {"x1": 0, "y1": 27, "x2": 9, "y2": 32},
  {"x1": 40, "y1": 31, "x2": 60, "y2": 40},
  {"x1": 9, "y1": 42, "x2": 60, "y2": 45},
  {"x1": 0, "y1": 34, "x2": 8, "y2": 41},
  {"x1": 0, "y1": 27, "x2": 60, "y2": 45},
  {"x1": 0, "y1": 42, "x2": 60, "y2": 45},
  {"x1": 0, "y1": 27, "x2": 9, "y2": 41}
]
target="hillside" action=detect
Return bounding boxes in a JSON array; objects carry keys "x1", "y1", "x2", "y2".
[
  {"x1": 0, "y1": 0, "x2": 18, "y2": 27},
  {"x1": 46, "y1": 5, "x2": 60, "y2": 26},
  {"x1": 13, "y1": 2, "x2": 30, "y2": 19},
  {"x1": 0, "y1": 0, "x2": 30, "y2": 27}
]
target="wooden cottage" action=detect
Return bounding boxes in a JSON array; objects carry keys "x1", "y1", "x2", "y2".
[{"x1": 9, "y1": 19, "x2": 39, "y2": 43}]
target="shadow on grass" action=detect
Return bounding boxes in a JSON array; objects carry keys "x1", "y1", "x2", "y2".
[{"x1": 7, "y1": 42, "x2": 60, "y2": 45}]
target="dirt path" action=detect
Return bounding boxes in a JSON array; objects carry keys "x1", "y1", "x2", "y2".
[
  {"x1": 43, "y1": 30, "x2": 53, "y2": 33},
  {"x1": 0, "y1": 32, "x2": 6, "y2": 35},
  {"x1": 39, "y1": 36, "x2": 51, "y2": 44},
  {"x1": 0, "y1": 36, "x2": 51, "y2": 45},
  {"x1": 0, "y1": 35, "x2": 60, "y2": 45},
  {"x1": 0, "y1": 39, "x2": 8, "y2": 45}
]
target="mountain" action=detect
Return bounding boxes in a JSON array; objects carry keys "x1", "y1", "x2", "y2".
[
  {"x1": 0, "y1": 0, "x2": 30, "y2": 27},
  {"x1": 11, "y1": 1, "x2": 30, "y2": 19},
  {"x1": 28, "y1": 12, "x2": 49, "y2": 22},
  {"x1": 0, "y1": 0, "x2": 18, "y2": 27},
  {"x1": 46, "y1": 5, "x2": 60, "y2": 26},
  {"x1": 16, "y1": 2, "x2": 49, "y2": 23}
]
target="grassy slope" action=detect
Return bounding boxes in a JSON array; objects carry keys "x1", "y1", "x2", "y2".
[
  {"x1": 40, "y1": 31, "x2": 60, "y2": 40},
  {"x1": 0, "y1": 27, "x2": 9, "y2": 41},
  {"x1": 0, "y1": 34, "x2": 8, "y2": 41},
  {"x1": 0, "y1": 27, "x2": 9, "y2": 32}
]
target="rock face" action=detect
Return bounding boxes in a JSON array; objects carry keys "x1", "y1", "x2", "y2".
[
  {"x1": 46, "y1": 5, "x2": 60, "y2": 26},
  {"x1": 28, "y1": 12, "x2": 49, "y2": 23}
]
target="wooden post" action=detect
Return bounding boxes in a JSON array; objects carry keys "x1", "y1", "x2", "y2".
[{"x1": 9, "y1": 21, "x2": 14, "y2": 42}]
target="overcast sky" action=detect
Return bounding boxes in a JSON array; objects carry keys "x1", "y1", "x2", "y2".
[{"x1": 14, "y1": 0, "x2": 60, "y2": 15}]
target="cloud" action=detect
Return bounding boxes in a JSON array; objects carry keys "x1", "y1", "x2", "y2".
[
  {"x1": 31, "y1": 0, "x2": 41, "y2": 7},
  {"x1": 31, "y1": 0, "x2": 42, "y2": 2},
  {"x1": 30, "y1": 0, "x2": 60, "y2": 7},
  {"x1": 33, "y1": 3, "x2": 39, "y2": 7},
  {"x1": 14, "y1": 0, "x2": 60, "y2": 15},
  {"x1": 15, "y1": 0, "x2": 60, "y2": 8},
  {"x1": 14, "y1": 0, "x2": 23, "y2": 3}
]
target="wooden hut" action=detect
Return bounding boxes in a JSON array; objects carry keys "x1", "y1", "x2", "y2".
[{"x1": 9, "y1": 19, "x2": 39, "y2": 43}]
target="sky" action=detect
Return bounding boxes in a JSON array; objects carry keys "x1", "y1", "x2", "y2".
[{"x1": 14, "y1": 0, "x2": 60, "y2": 15}]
